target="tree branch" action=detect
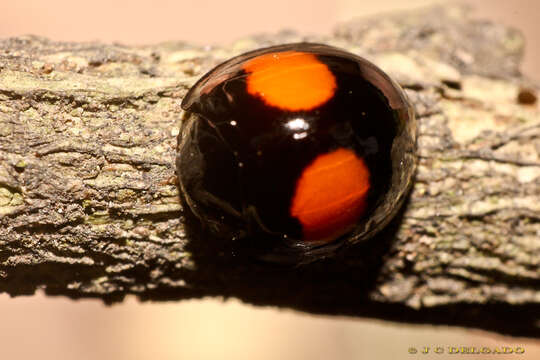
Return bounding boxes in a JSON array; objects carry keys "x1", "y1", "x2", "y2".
[{"x1": 1, "y1": 4, "x2": 539, "y2": 337}]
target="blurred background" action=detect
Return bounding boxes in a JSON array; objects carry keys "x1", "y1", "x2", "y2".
[
  {"x1": 1, "y1": 0, "x2": 539, "y2": 359},
  {"x1": 1, "y1": 0, "x2": 539, "y2": 81}
]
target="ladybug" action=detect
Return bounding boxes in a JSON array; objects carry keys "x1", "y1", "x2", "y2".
[{"x1": 177, "y1": 43, "x2": 416, "y2": 261}]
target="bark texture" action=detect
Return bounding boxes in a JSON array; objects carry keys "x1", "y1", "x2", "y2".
[{"x1": 1, "y1": 5, "x2": 539, "y2": 336}]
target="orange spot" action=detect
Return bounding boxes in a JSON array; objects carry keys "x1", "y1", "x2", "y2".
[
  {"x1": 290, "y1": 148, "x2": 370, "y2": 243},
  {"x1": 243, "y1": 51, "x2": 336, "y2": 111}
]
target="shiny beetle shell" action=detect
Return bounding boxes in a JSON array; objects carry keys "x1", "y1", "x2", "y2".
[{"x1": 177, "y1": 43, "x2": 417, "y2": 260}]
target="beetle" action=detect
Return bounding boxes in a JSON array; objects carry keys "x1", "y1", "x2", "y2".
[{"x1": 177, "y1": 43, "x2": 416, "y2": 262}]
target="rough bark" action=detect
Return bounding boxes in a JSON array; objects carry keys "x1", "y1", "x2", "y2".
[{"x1": 1, "y1": 5, "x2": 539, "y2": 336}]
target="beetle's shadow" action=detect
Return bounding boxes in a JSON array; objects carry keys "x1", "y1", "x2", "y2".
[{"x1": 179, "y1": 190, "x2": 409, "y2": 314}]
